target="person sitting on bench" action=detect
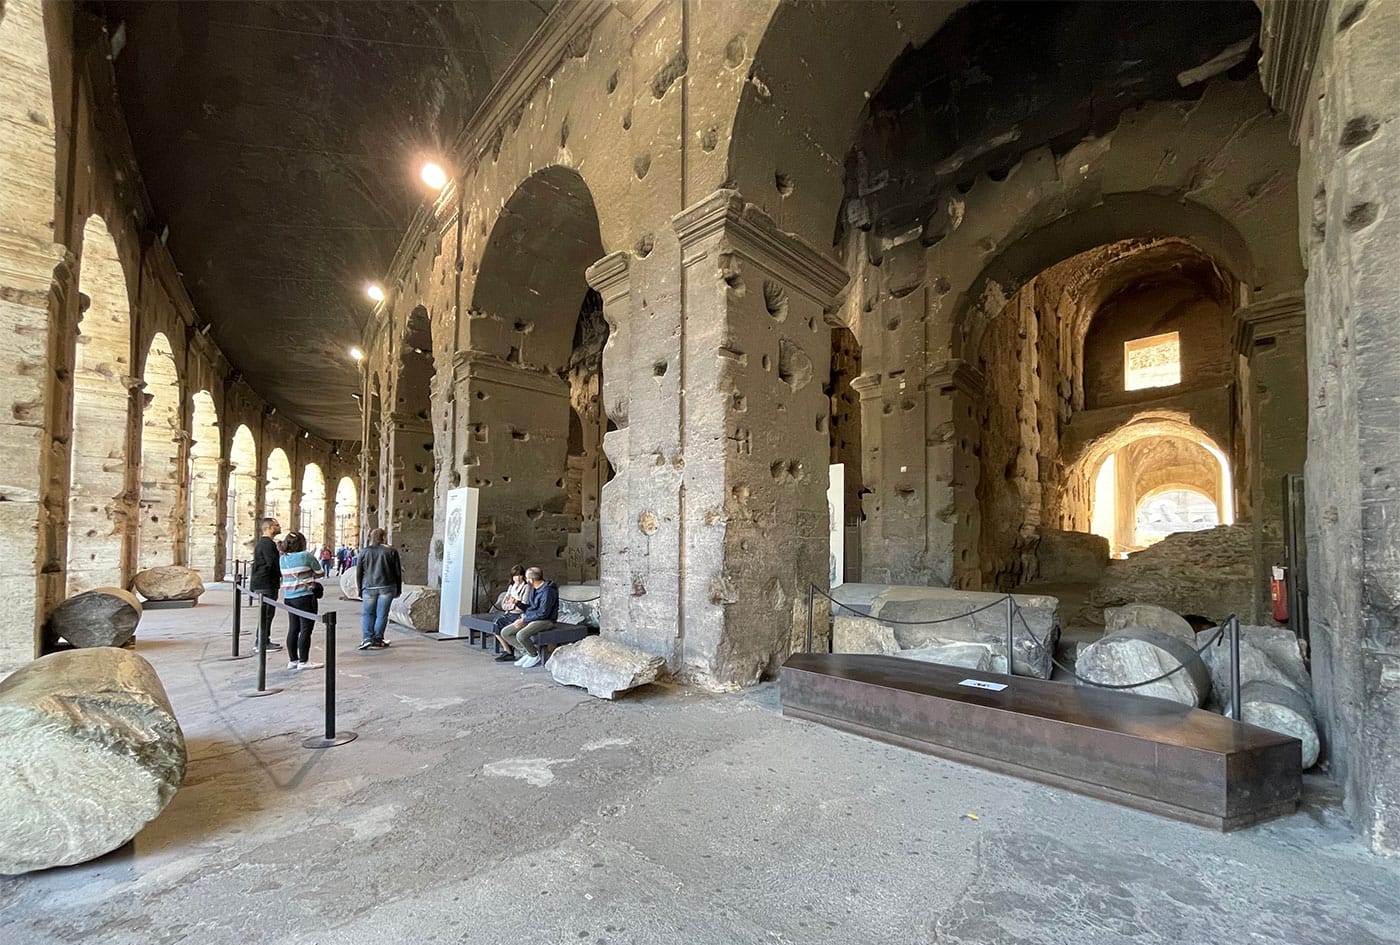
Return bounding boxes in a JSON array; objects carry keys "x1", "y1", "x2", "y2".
[
  {"x1": 500, "y1": 567, "x2": 558, "y2": 669},
  {"x1": 491, "y1": 566, "x2": 531, "y2": 662}
]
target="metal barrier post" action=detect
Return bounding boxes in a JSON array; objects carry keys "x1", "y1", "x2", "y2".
[
  {"x1": 239, "y1": 592, "x2": 282, "y2": 698},
  {"x1": 805, "y1": 584, "x2": 815, "y2": 654},
  {"x1": 1228, "y1": 615, "x2": 1243, "y2": 721},
  {"x1": 303, "y1": 610, "x2": 357, "y2": 749},
  {"x1": 245, "y1": 561, "x2": 255, "y2": 606},
  {"x1": 1004, "y1": 595, "x2": 1016, "y2": 677},
  {"x1": 222, "y1": 575, "x2": 254, "y2": 661}
]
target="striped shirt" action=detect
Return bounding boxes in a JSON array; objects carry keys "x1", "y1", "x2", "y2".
[{"x1": 279, "y1": 551, "x2": 321, "y2": 600}]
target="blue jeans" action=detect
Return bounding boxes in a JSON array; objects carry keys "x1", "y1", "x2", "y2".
[{"x1": 361, "y1": 587, "x2": 395, "y2": 643}]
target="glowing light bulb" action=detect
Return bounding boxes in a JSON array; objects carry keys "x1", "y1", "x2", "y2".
[
  {"x1": 349, "y1": 346, "x2": 364, "y2": 361},
  {"x1": 420, "y1": 162, "x2": 448, "y2": 190},
  {"x1": 366, "y1": 283, "x2": 385, "y2": 303}
]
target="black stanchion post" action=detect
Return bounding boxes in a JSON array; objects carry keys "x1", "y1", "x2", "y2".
[
  {"x1": 1228, "y1": 615, "x2": 1243, "y2": 721},
  {"x1": 239, "y1": 592, "x2": 282, "y2": 698},
  {"x1": 805, "y1": 584, "x2": 815, "y2": 654},
  {"x1": 303, "y1": 610, "x2": 356, "y2": 749},
  {"x1": 1005, "y1": 596, "x2": 1015, "y2": 677},
  {"x1": 222, "y1": 571, "x2": 254, "y2": 662}
]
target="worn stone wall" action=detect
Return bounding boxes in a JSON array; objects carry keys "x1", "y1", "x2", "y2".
[{"x1": 1296, "y1": 0, "x2": 1400, "y2": 854}]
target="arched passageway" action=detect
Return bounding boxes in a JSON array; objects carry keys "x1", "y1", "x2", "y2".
[
  {"x1": 137, "y1": 332, "x2": 181, "y2": 571},
  {"x1": 334, "y1": 476, "x2": 359, "y2": 547},
  {"x1": 387, "y1": 305, "x2": 435, "y2": 583},
  {"x1": 68, "y1": 216, "x2": 133, "y2": 594},
  {"x1": 301, "y1": 462, "x2": 327, "y2": 550},
  {"x1": 187, "y1": 391, "x2": 221, "y2": 578},
  {"x1": 465, "y1": 165, "x2": 607, "y2": 589},
  {"x1": 226, "y1": 425, "x2": 258, "y2": 572},
  {"x1": 363, "y1": 376, "x2": 383, "y2": 534},
  {"x1": 264, "y1": 448, "x2": 292, "y2": 527}
]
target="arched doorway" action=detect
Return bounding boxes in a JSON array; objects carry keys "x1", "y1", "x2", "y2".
[
  {"x1": 68, "y1": 215, "x2": 133, "y2": 594},
  {"x1": 227, "y1": 424, "x2": 258, "y2": 572},
  {"x1": 187, "y1": 390, "x2": 221, "y2": 578},
  {"x1": 334, "y1": 476, "x2": 359, "y2": 547},
  {"x1": 301, "y1": 462, "x2": 327, "y2": 550},
  {"x1": 388, "y1": 305, "x2": 435, "y2": 583},
  {"x1": 466, "y1": 165, "x2": 606, "y2": 589},
  {"x1": 264, "y1": 448, "x2": 293, "y2": 527},
  {"x1": 137, "y1": 331, "x2": 181, "y2": 570},
  {"x1": 364, "y1": 376, "x2": 383, "y2": 533}
]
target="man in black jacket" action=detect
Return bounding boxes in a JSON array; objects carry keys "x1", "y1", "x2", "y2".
[
  {"x1": 249, "y1": 517, "x2": 284, "y2": 652},
  {"x1": 357, "y1": 528, "x2": 403, "y2": 650}
]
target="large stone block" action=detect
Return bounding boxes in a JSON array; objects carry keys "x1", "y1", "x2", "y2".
[
  {"x1": 131, "y1": 566, "x2": 205, "y2": 602},
  {"x1": 0, "y1": 648, "x2": 186, "y2": 873},
  {"x1": 869, "y1": 587, "x2": 1060, "y2": 678},
  {"x1": 46, "y1": 588, "x2": 143, "y2": 648},
  {"x1": 1197, "y1": 624, "x2": 1311, "y2": 707},
  {"x1": 831, "y1": 615, "x2": 900, "y2": 655},
  {"x1": 892, "y1": 642, "x2": 994, "y2": 671},
  {"x1": 558, "y1": 582, "x2": 601, "y2": 628},
  {"x1": 1088, "y1": 525, "x2": 1256, "y2": 623},
  {"x1": 1104, "y1": 603, "x2": 1195, "y2": 644},
  {"x1": 1227, "y1": 681, "x2": 1319, "y2": 770},
  {"x1": 548, "y1": 635, "x2": 667, "y2": 700},
  {"x1": 1035, "y1": 529, "x2": 1109, "y2": 584},
  {"x1": 388, "y1": 586, "x2": 440, "y2": 632},
  {"x1": 1075, "y1": 626, "x2": 1210, "y2": 707},
  {"x1": 338, "y1": 567, "x2": 361, "y2": 601}
]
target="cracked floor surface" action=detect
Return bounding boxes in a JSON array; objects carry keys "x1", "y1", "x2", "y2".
[{"x1": 2, "y1": 585, "x2": 1399, "y2": 944}]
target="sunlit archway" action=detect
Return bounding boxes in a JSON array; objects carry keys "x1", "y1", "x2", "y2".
[
  {"x1": 187, "y1": 391, "x2": 221, "y2": 578},
  {"x1": 301, "y1": 462, "x2": 327, "y2": 549},
  {"x1": 137, "y1": 332, "x2": 181, "y2": 570},
  {"x1": 334, "y1": 476, "x2": 359, "y2": 547},
  {"x1": 227, "y1": 424, "x2": 259, "y2": 573},
  {"x1": 265, "y1": 448, "x2": 293, "y2": 527}
]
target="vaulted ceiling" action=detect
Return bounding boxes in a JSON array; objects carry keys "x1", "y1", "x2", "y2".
[{"x1": 103, "y1": 1, "x2": 552, "y2": 439}]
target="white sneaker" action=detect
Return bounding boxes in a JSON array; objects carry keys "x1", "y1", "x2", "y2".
[
  {"x1": 287, "y1": 661, "x2": 301, "y2": 670},
  {"x1": 513, "y1": 654, "x2": 530, "y2": 666},
  {"x1": 519, "y1": 654, "x2": 541, "y2": 669},
  {"x1": 301, "y1": 661, "x2": 324, "y2": 671}
]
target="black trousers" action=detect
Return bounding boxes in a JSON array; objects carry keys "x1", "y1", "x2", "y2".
[
  {"x1": 285, "y1": 594, "x2": 318, "y2": 662},
  {"x1": 255, "y1": 589, "x2": 278, "y2": 648}
]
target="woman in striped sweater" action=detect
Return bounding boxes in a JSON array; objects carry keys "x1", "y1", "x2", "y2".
[{"x1": 279, "y1": 531, "x2": 323, "y2": 670}]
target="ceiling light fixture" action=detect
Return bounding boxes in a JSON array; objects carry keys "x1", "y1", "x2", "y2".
[
  {"x1": 366, "y1": 283, "x2": 385, "y2": 303},
  {"x1": 350, "y1": 346, "x2": 365, "y2": 361},
  {"x1": 420, "y1": 161, "x2": 448, "y2": 190}
]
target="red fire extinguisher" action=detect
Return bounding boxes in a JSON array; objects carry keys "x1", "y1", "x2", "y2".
[{"x1": 1270, "y1": 565, "x2": 1289, "y2": 624}]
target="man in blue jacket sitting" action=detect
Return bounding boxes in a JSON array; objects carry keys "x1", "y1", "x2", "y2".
[{"x1": 501, "y1": 567, "x2": 559, "y2": 669}]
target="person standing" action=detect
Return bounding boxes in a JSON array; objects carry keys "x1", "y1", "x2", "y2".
[
  {"x1": 249, "y1": 517, "x2": 284, "y2": 653},
  {"x1": 357, "y1": 528, "x2": 402, "y2": 650},
  {"x1": 279, "y1": 531, "x2": 323, "y2": 670},
  {"x1": 318, "y1": 545, "x2": 333, "y2": 576}
]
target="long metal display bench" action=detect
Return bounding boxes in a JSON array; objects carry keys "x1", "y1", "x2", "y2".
[{"x1": 780, "y1": 653, "x2": 1301, "y2": 830}]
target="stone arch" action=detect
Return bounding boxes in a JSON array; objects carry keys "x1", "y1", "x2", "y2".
[
  {"x1": 67, "y1": 215, "x2": 134, "y2": 594},
  {"x1": 187, "y1": 390, "x2": 221, "y2": 579},
  {"x1": 264, "y1": 447, "x2": 293, "y2": 527},
  {"x1": 301, "y1": 462, "x2": 327, "y2": 550},
  {"x1": 364, "y1": 374, "x2": 383, "y2": 531},
  {"x1": 334, "y1": 476, "x2": 360, "y2": 547},
  {"x1": 136, "y1": 331, "x2": 181, "y2": 570},
  {"x1": 226, "y1": 424, "x2": 259, "y2": 570},
  {"x1": 465, "y1": 164, "x2": 606, "y2": 587}
]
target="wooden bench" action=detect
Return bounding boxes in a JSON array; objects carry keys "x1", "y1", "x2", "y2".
[
  {"x1": 458, "y1": 614, "x2": 599, "y2": 662},
  {"x1": 781, "y1": 652, "x2": 1301, "y2": 830}
]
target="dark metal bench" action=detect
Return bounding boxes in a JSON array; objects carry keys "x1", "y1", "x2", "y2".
[{"x1": 458, "y1": 614, "x2": 599, "y2": 662}]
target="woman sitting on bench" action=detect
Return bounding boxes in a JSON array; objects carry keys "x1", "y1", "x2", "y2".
[{"x1": 498, "y1": 567, "x2": 558, "y2": 669}]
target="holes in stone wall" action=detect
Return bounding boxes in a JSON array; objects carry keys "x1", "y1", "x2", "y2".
[
  {"x1": 560, "y1": 118, "x2": 570, "y2": 148},
  {"x1": 732, "y1": 392, "x2": 747, "y2": 412},
  {"x1": 606, "y1": 71, "x2": 618, "y2": 94},
  {"x1": 510, "y1": 427, "x2": 530, "y2": 441},
  {"x1": 1345, "y1": 202, "x2": 1378, "y2": 231},
  {"x1": 622, "y1": 109, "x2": 632, "y2": 131},
  {"x1": 701, "y1": 127, "x2": 719, "y2": 152},
  {"x1": 653, "y1": 359, "x2": 668, "y2": 378},
  {"x1": 724, "y1": 34, "x2": 746, "y2": 68},
  {"x1": 761, "y1": 354, "x2": 772, "y2": 372},
  {"x1": 635, "y1": 234, "x2": 655, "y2": 257},
  {"x1": 634, "y1": 153, "x2": 652, "y2": 180},
  {"x1": 775, "y1": 172, "x2": 795, "y2": 197},
  {"x1": 1339, "y1": 1, "x2": 1367, "y2": 31},
  {"x1": 1340, "y1": 116, "x2": 1379, "y2": 150},
  {"x1": 777, "y1": 338, "x2": 813, "y2": 390},
  {"x1": 763, "y1": 281, "x2": 788, "y2": 320},
  {"x1": 652, "y1": 50, "x2": 688, "y2": 99}
]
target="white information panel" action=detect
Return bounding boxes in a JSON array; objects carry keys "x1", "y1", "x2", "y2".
[
  {"x1": 437, "y1": 486, "x2": 480, "y2": 638},
  {"x1": 828, "y1": 464, "x2": 845, "y2": 589}
]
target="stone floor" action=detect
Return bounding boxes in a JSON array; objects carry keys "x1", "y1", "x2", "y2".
[{"x1": 3, "y1": 585, "x2": 1399, "y2": 945}]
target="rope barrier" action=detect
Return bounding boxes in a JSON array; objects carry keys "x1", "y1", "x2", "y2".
[{"x1": 809, "y1": 584, "x2": 1008, "y2": 625}]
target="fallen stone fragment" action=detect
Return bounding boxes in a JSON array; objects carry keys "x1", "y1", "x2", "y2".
[
  {"x1": 892, "y1": 642, "x2": 994, "y2": 671},
  {"x1": 558, "y1": 583, "x2": 601, "y2": 628},
  {"x1": 131, "y1": 565, "x2": 205, "y2": 602},
  {"x1": 0, "y1": 648, "x2": 186, "y2": 874},
  {"x1": 339, "y1": 567, "x2": 361, "y2": 601},
  {"x1": 47, "y1": 588, "x2": 143, "y2": 648},
  {"x1": 832, "y1": 615, "x2": 900, "y2": 655},
  {"x1": 1075, "y1": 626, "x2": 1210, "y2": 707},
  {"x1": 548, "y1": 635, "x2": 666, "y2": 700},
  {"x1": 1104, "y1": 603, "x2": 1195, "y2": 644},
  {"x1": 1198, "y1": 624, "x2": 1312, "y2": 709},
  {"x1": 389, "y1": 586, "x2": 440, "y2": 632},
  {"x1": 1226, "y1": 681, "x2": 1319, "y2": 769},
  {"x1": 869, "y1": 587, "x2": 1060, "y2": 678}
]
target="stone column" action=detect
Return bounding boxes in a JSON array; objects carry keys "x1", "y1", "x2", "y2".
[
  {"x1": 384, "y1": 410, "x2": 435, "y2": 584},
  {"x1": 1235, "y1": 292, "x2": 1306, "y2": 622},
  {"x1": 849, "y1": 372, "x2": 883, "y2": 582},
  {"x1": 930, "y1": 359, "x2": 986, "y2": 589},
  {"x1": 584, "y1": 252, "x2": 634, "y2": 642},
  {"x1": 673, "y1": 191, "x2": 848, "y2": 689},
  {"x1": 215, "y1": 457, "x2": 233, "y2": 580},
  {"x1": 452, "y1": 352, "x2": 572, "y2": 592}
]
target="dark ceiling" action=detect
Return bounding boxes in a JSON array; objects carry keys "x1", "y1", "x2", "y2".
[{"x1": 103, "y1": 1, "x2": 552, "y2": 440}]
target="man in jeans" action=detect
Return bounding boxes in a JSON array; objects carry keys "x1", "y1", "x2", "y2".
[
  {"x1": 357, "y1": 528, "x2": 403, "y2": 650},
  {"x1": 249, "y1": 517, "x2": 284, "y2": 653},
  {"x1": 500, "y1": 567, "x2": 559, "y2": 669}
]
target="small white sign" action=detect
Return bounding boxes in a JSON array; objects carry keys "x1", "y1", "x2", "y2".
[{"x1": 958, "y1": 678, "x2": 1008, "y2": 692}]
